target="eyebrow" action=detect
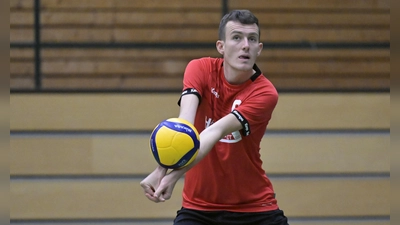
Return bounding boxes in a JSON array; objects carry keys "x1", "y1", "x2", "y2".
[{"x1": 230, "y1": 31, "x2": 259, "y2": 36}]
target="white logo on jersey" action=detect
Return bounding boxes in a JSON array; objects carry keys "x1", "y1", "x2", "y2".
[
  {"x1": 221, "y1": 99, "x2": 242, "y2": 143},
  {"x1": 205, "y1": 117, "x2": 213, "y2": 128},
  {"x1": 211, "y1": 88, "x2": 219, "y2": 98},
  {"x1": 204, "y1": 99, "x2": 243, "y2": 144}
]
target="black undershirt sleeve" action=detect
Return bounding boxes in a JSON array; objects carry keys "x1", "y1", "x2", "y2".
[
  {"x1": 231, "y1": 109, "x2": 251, "y2": 136},
  {"x1": 177, "y1": 88, "x2": 201, "y2": 106}
]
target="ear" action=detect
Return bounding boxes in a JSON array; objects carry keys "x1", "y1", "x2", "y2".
[
  {"x1": 216, "y1": 40, "x2": 224, "y2": 55},
  {"x1": 257, "y1": 42, "x2": 263, "y2": 56}
]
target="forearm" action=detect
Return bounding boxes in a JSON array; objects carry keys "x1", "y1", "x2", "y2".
[
  {"x1": 151, "y1": 113, "x2": 242, "y2": 201},
  {"x1": 169, "y1": 110, "x2": 243, "y2": 181},
  {"x1": 167, "y1": 126, "x2": 221, "y2": 179}
]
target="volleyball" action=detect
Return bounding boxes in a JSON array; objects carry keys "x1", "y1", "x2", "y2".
[{"x1": 150, "y1": 118, "x2": 200, "y2": 169}]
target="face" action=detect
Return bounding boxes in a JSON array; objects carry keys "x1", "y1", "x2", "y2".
[{"x1": 217, "y1": 21, "x2": 263, "y2": 73}]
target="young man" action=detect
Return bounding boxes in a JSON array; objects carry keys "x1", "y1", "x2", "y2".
[{"x1": 140, "y1": 10, "x2": 289, "y2": 225}]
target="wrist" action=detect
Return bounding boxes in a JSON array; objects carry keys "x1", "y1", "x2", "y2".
[
  {"x1": 156, "y1": 165, "x2": 167, "y2": 174},
  {"x1": 169, "y1": 166, "x2": 187, "y2": 179}
]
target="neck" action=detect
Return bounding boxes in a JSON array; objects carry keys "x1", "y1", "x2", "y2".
[{"x1": 223, "y1": 65, "x2": 255, "y2": 85}]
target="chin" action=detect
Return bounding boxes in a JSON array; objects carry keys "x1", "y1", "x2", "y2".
[{"x1": 236, "y1": 64, "x2": 253, "y2": 72}]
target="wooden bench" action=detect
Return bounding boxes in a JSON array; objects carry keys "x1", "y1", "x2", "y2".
[
  {"x1": 11, "y1": 0, "x2": 390, "y2": 41},
  {"x1": 10, "y1": 48, "x2": 390, "y2": 91},
  {"x1": 10, "y1": 0, "x2": 34, "y2": 42},
  {"x1": 10, "y1": 0, "x2": 390, "y2": 91},
  {"x1": 230, "y1": 0, "x2": 390, "y2": 9},
  {"x1": 11, "y1": 0, "x2": 390, "y2": 43}
]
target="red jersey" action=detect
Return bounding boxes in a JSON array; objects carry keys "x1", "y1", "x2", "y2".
[{"x1": 180, "y1": 57, "x2": 279, "y2": 212}]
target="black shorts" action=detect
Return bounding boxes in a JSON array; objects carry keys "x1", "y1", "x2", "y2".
[{"x1": 173, "y1": 207, "x2": 289, "y2": 225}]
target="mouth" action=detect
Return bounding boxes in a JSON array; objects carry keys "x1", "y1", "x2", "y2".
[{"x1": 239, "y1": 55, "x2": 250, "y2": 60}]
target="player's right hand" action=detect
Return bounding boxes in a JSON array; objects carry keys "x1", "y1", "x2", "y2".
[{"x1": 140, "y1": 165, "x2": 167, "y2": 203}]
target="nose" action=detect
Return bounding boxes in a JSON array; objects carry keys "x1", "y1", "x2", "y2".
[{"x1": 242, "y1": 38, "x2": 250, "y2": 51}]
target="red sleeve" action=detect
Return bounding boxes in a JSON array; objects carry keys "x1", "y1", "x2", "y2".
[
  {"x1": 182, "y1": 58, "x2": 210, "y2": 97},
  {"x1": 236, "y1": 86, "x2": 278, "y2": 129}
]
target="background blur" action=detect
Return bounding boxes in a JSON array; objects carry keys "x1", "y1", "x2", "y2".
[{"x1": 10, "y1": 0, "x2": 390, "y2": 225}]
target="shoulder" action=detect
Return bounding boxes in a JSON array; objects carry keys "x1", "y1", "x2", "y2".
[
  {"x1": 188, "y1": 57, "x2": 223, "y2": 69},
  {"x1": 253, "y1": 75, "x2": 278, "y2": 97},
  {"x1": 245, "y1": 76, "x2": 279, "y2": 109}
]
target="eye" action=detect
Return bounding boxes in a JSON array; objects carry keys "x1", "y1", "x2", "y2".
[
  {"x1": 232, "y1": 35, "x2": 241, "y2": 40},
  {"x1": 249, "y1": 36, "x2": 258, "y2": 42}
]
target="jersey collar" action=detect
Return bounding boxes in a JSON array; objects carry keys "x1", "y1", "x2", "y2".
[{"x1": 250, "y1": 64, "x2": 262, "y2": 82}]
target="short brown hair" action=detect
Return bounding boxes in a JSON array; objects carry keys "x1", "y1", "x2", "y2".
[{"x1": 218, "y1": 10, "x2": 260, "y2": 40}]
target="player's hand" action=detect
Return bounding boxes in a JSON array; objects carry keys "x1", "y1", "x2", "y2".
[
  {"x1": 153, "y1": 169, "x2": 183, "y2": 202},
  {"x1": 140, "y1": 165, "x2": 167, "y2": 203}
]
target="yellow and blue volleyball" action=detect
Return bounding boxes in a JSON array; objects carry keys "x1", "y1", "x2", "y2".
[{"x1": 150, "y1": 118, "x2": 200, "y2": 169}]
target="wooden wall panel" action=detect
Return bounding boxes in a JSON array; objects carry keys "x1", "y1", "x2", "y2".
[
  {"x1": 10, "y1": 134, "x2": 389, "y2": 176},
  {"x1": 9, "y1": 93, "x2": 390, "y2": 131},
  {"x1": 10, "y1": 178, "x2": 389, "y2": 219}
]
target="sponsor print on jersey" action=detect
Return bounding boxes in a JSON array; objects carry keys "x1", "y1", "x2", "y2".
[
  {"x1": 205, "y1": 99, "x2": 244, "y2": 144},
  {"x1": 205, "y1": 116, "x2": 242, "y2": 143},
  {"x1": 211, "y1": 87, "x2": 219, "y2": 98}
]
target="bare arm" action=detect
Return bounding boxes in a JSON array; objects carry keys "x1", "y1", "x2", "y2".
[
  {"x1": 177, "y1": 94, "x2": 199, "y2": 124},
  {"x1": 173, "y1": 113, "x2": 242, "y2": 174},
  {"x1": 153, "y1": 94, "x2": 243, "y2": 200},
  {"x1": 140, "y1": 94, "x2": 199, "y2": 202},
  {"x1": 178, "y1": 94, "x2": 243, "y2": 174}
]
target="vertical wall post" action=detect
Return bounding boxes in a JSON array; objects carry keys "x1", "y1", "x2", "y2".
[
  {"x1": 34, "y1": 0, "x2": 42, "y2": 90},
  {"x1": 222, "y1": 0, "x2": 229, "y2": 16}
]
